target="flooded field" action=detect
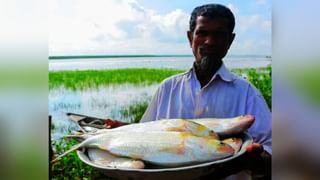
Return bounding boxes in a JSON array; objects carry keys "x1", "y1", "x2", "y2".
[{"x1": 49, "y1": 84, "x2": 158, "y2": 140}]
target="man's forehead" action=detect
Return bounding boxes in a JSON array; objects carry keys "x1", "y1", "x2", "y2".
[
  {"x1": 195, "y1": 16, "x2": 229, "y2": 28},
  {"x1": 196, "y1": 16, "x2": 228, "y2": 23}
]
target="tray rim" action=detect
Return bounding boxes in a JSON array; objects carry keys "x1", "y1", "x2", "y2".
[{"x1": 76, "y1": 132, "x2": 253, "y2": 173}]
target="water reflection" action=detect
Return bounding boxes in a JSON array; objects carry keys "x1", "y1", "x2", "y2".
[{"x1": 49, "y1": 84, "x2": 158, "y2": 140}]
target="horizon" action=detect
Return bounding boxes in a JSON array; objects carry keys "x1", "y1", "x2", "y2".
[{"x1": 48, "y1": 54, "x2": 272, "y2": 60}]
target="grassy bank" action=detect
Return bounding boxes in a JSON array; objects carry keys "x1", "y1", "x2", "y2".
[
  {"x1": 51, "y1": 139, "x2": 113, "y2": 180},
  {"x1": 49, "y1": 68, "x2": 184, "y2": 90}
]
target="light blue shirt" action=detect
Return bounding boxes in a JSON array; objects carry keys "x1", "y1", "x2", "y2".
[{"x1": 141, "y1": 63, "x2": 272, "y2": 154}]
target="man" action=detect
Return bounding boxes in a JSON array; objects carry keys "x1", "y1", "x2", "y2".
[{"x1": 141, "y1": 3, "x2": 271, "y2": 180}]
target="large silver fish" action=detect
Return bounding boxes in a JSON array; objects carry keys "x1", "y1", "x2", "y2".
[
  {"x1": 67, "y1": 115, "x2": 253, "y2": 141},
  {"x1": 67, "y1": 118, "x2": 219, "y2": 139},
  {"x1": 52, "y1": 131, "x2": 234, "y2": 166}
]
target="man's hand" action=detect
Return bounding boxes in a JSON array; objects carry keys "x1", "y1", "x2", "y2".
[
  {"x1": 244, "y1": 143, "x2": 271, "y2": 179},
  {"x1": 200, "y1": 143, "x2": 271, "y2": 180},
  {"x1": 246, "y1": 143, "x2": 264, "y2": 154}
]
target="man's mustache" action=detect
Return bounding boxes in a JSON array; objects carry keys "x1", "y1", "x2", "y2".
[{"x1": 199, "y1": 45, "x2": 217, "y2": 53}]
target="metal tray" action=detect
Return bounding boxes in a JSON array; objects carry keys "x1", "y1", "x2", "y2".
[{"x1": 77, "y1": 132, "x2": 252, "y2": 180}]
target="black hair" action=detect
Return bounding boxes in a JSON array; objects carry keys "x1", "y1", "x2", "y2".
[{"x1": 189, "y1": 4, "x2": 235, "y2": 33}]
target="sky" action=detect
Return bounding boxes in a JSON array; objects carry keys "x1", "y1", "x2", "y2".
[{"x1": 49, "y1": 0, "x2": 271, "y2": 56}]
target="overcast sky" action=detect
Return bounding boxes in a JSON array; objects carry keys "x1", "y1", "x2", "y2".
[{"x1": 49, "y1": 0, "x2": 271, "y2": 56}]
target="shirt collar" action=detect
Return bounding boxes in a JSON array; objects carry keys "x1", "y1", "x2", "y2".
[
  {"x1": 215, "y1": 63, "x2": 235, "y2": 82},
  {"x1": 187, "y1": 63, "x2": 235, "y2": 82}
]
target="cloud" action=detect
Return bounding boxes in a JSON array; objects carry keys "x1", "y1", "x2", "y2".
[
  {"x1": 49, "y1": 0, "x2": 270, "y2": 55},
  {"x1": 234, "y1": 14, "x2": 271, "y2": 55},
  {"x1": 152, "y1": 9, "x2": 189, "y2": 38},
  {"x1": 255, "y1": 0, "x2": 267, "y2": 5},
  {"x1": 49, "y1": 0, "x2": 190, "y2": 55},
  {"x1": 238, "y1": 15, "x2": 271, "y2": 33},
  {"x1": 238, "y1": 15, "x2": 260, "y2": 32},
  {"x1": 230, "y1": 39, "x2": 271, "y2": 55},
  {"x1": 261, "y1": 20, "x2": 272, "y2": 32},
  {"x1": 227, "y1": 3, "x2": 239, "y2": 15}
]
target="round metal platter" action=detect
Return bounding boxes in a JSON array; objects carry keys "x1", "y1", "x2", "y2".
[{"x1": 77, "y1": 132, "x2": 253, "y2": 180}]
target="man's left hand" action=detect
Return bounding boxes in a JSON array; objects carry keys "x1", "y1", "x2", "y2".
[{"x1": 244, "y1": 143, "x2": 271, "y2": 179}]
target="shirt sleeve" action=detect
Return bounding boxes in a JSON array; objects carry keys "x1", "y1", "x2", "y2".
[
  {"x1": 245, "y1": 85, "x2": 272, "y2": 155},
  {"x1": 140, "y1": 84, "x2": 163, "y2": 123}
]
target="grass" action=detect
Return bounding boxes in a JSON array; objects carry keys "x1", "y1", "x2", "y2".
[
  {"x1": 49, "y1": 68, "x2": 184, "y2": 90},
  {"x1": 118, "y1": 100, "x2": 151, "y2": 123},
  {"x1": 51, "y1": 139, "x2": 114, "y2": 180}
]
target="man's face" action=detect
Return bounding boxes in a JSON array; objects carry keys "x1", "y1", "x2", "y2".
[{"x1": 187, "y1": 16, "x2": 235, "y2": 71}]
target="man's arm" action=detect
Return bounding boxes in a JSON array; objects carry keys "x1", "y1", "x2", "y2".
[
  {"x1": 244, "y1": 85, "x2": 272, "y2": 179},
  {"x1": 140, "y1": 85, "x2": 164, "y2": 123},
  {"x1": 245, "y1": 85, "x2": 272, "y2": 154}
]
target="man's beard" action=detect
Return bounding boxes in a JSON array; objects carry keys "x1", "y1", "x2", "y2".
[{"x1": 194, "y1": 56, "x2": 221, "y2": 75}]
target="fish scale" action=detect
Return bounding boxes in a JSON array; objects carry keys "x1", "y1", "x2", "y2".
[
  {"x1": 52, "y1": 131, "x2": 234, "y2": 167},
  {"x1": 101, "y1": 131, "x2": 234, "y2": 166}
]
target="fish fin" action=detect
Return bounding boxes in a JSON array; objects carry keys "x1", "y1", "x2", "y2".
[{"x1": 167, "y1": 120, "x2": 219, "y2": 139}]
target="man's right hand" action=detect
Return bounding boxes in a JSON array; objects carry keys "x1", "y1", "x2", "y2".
[{"x1": 200, "y1": 143, "x2": 271, "y2": 179}]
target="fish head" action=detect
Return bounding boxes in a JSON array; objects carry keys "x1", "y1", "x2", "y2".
[
  {"x1": 216, "y1": 141, "x2": 235, "y2": 155},
  {"x1": 222, "y1": 137, "x2": 243, "y2": 153},
  {"x1": 217, "y1": 115, "x2": 255, "y2": 138},
  {"x1": 237, "y1": 115, "x2": 255, "y2": 130}
]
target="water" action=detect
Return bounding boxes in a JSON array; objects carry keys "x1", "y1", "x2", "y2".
[
  {"x1": 49, "y1": 56, "x2": 271, "y2": 71},
  {"x1": 50, "y1": 84, "x2": 158, "y2": 140}
]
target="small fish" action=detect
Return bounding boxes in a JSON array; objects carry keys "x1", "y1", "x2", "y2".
[
  {"x1": 52, "y1": 131, "x2": 234, "y2": 167},
  {"x1": 87, "y1": 148, "x2": 145, "y2": 169},
  {"x1": 190, "y1": 115, "x2": 255, "y2": 138}
]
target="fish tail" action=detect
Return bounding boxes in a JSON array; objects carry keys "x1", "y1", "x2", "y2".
[{"x1": 50, "y1": 140, "x2": 86, "y2": 164}]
